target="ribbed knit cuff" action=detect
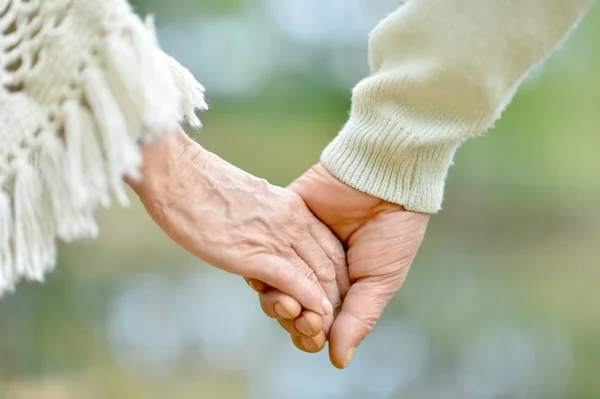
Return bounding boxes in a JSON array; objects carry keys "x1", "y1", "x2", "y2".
[{"x1": 321, "y1": 115, "x2": 462, "y2": 214}]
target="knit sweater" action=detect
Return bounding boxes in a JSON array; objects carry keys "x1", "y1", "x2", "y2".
[
  {"x1": 322, "y1": 0, "x2": 594, "y2": 213},
  {"x1": 0, "y1": 0, "x2": 206, "y2": 295}
]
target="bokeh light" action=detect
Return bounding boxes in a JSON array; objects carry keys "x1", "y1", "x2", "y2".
[{"x1": 1, "y1": 0, "x2": 599, "y2": 398}]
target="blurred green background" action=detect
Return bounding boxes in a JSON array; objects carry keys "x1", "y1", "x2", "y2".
[{"x1": 1, "y1": 1, "x2": 600, "y2": 398}]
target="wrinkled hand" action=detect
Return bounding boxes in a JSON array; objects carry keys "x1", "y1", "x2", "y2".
[
  {"x1": 247, "y1": 163, "x2": 429, "y2": 368},
  {"x1": 127, "y1": 131, "x2": 347, "y2": 320}
]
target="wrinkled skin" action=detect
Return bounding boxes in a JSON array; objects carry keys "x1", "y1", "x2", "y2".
[
  {"x1": 128, "y1": 131, "x2": 348, "y2": 321},
  {"x1": 247, "y1": 164, "x2": 429, "y2": 368}
]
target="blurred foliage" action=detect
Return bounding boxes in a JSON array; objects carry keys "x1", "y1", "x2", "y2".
[{"x1": 1, "y1": 1, "x2": 600, "y2": 398}]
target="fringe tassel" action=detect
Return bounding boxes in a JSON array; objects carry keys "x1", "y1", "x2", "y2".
[
  {"x1": 163, "y1": 52, "x2": 208, "y2": 129},
  {"x1": 40, "y1": 133, "x2": 98, "y2": 242},
  {"x1": 63, "y1": 100, "x2": 110, "y2": 210},
  {"x1": 126, "y1": 15, "x2": 182, "y2": 137},
  {"x1": 39, "y1": 135, "x2": 74, "y2": 238},
  {"x1": 84, "y1": 66, "x2": 141, "y2": 207},
  {"x1": 0, "y1": 188, "x2": 14, "y2": 293},
  {"x1": 0, "y1": 11, "x2": 207, "y2": 297},
  {"x1": 102, "y1": 35, "x2": 147, "y2": 137},
  {"x1": 13, "y1": 165, "x2": 56, "y2": 282}
]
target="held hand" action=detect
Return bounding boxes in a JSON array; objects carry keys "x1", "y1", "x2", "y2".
[
  {"x1": 127, "y1": 131, "x2": 347, "y2": 320},
  {"x1": 249, "y1": 164, "x2": 429, "y2": 368}
]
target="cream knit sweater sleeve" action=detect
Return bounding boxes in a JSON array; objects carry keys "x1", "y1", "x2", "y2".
[
  {"x1": 0, "y1": 0, "x2": 206, "y2": 295},
  {"x1": 321, "y1": 0, "x2": 593, "y2": 213}
]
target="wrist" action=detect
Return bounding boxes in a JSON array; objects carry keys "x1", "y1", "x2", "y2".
[
  {"x1": 127, "y1": 128, "x2": 210, "y2": 200},
  {"x1": 320, "y1": 124, "x2": 459, "y2": 214}
]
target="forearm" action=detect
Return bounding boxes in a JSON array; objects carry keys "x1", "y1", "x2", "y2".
[
  {"x1": 322, "y1": 0, "x2": 593, "y2": 213},
  {"x1": 127, "y1": 129, "x2": 206, "y2": 201}
]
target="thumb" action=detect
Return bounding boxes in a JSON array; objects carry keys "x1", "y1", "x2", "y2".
[{"x1": 328, "y1": 279, "x2": 399, "y2": 369}]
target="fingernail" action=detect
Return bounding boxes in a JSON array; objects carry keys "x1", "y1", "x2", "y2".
[
  {"x1": 248, "y1": 280, "x2": 257, "y2": 291},
  {"x1": 296, "y1": 318, "x2": 315, "y2": 336},
  {"x1": 321, "y1": 299, "x2": 333, "y2": 315},
  {"x1": 300, "y1": 336, "x2": 318, "y2": 352},
  {"x1": 343, "y1": 347, "x2": 356, "y2": 368},
  {"x1": 274, "y1": 303, "x2": 291, "y2": 319}
]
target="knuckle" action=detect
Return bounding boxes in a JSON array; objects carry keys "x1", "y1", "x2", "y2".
[
  {"x1": 281, "y1": 194, "x2": 310, "y2": 230},
  {"x1": 280, "y1": 201, "x2": 295, "y2": 220},
  {"x1": 330, "y1": 245, "x2": 347, "y2": 266},
  {"x1": 312, "y1": 260, "x2": 336, "y2": 283},
  {"x1": 347, "y1": 310, "x2": 378, "y2": 333},
  {"x1": 302, "y1": 267, "x2": 319, "y2": 284},
  {"x1": 360, "y1": 316, "x2": 378, "y2": 332},
  {"x1": 291, "y1": 213, "x2": 311, "y2": 233}
]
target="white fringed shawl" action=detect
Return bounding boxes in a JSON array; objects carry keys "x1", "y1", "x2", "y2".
[{"x1": 0, "y1": 0, "x2": 207, "y2": 295}]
